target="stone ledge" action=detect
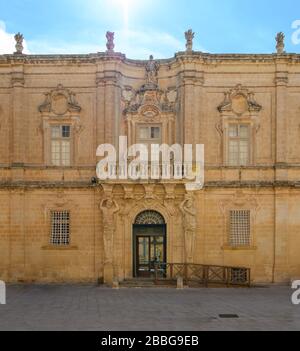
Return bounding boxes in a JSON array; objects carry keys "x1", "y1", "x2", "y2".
[
  {"x1": 222, "y1": 245, "x2": 257, "y2": 251},
  {"x1": 41, "y1": 245, "x2": 79, "y2": 251},
  {"x1": 0, "y1": 180, "x2": 300, "y2": 189},
  {"x1": 1, "y1": 52, "x2": 300, "y2": 65}
]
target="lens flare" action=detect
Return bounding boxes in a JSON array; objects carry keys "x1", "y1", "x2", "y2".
[{"x1": 110, "y1": 0, "x2": 133, "y2": 28}]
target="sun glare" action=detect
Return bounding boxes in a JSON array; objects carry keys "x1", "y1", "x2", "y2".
[{"x1": 110, "y1": 0, "x2": 134, "y2": 28}]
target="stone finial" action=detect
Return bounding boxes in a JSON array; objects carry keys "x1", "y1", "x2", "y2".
[
  {"x1": 106, "y1": 31, "x2": 115, "y2": 53},
  {"x1": 185, "y1": 29, "x2": 195, "y2": 52},
  {"x1": 14, "y1": 32, "x2": 24, "y2": 55},
  {"x1": 276, "y1": 32, "x2": 285, "y2": 54}
]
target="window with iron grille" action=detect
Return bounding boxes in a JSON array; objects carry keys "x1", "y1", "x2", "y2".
[
  {"x1": 229, "y1": 210, "x2": 251, "y2": 247},
  {"x1": 231, "y1": 268, "x2": 249, "y2": 284},
  {"x1": 50, "y1": 211, "x2": 70, "y2": 246}
]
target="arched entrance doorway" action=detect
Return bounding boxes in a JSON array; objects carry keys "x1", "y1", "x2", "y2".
[{"x1": 133, "y1": 210, "x2": 167, "y2": 278}]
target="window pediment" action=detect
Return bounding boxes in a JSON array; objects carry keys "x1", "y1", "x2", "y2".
[
  {"x1": 39, "y1": 84, "x2": 81, "y2": 116},
  {"x1": 218, "y1": 84, "x2": 262, "y2": 116}
]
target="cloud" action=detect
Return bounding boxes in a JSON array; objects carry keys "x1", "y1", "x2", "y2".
[{"x1": 0, "y1": 21, "x2": 30, "y2": 54}]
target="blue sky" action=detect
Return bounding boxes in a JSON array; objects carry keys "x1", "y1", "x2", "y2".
[{"x1": 0, "y1": 0, "x2": 300, "y2": 58}]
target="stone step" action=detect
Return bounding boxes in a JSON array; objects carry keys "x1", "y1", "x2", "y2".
[{"x1": 120, "y1": 279, "x2": 176, "y2": 289}]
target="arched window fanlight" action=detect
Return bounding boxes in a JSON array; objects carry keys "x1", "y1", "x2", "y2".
[{"x1": 135, "y1": 211, "x2": 165, "y2": 225}]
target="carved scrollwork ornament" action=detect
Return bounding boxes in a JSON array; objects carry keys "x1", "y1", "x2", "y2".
[
  {"x1": 218, "y1": 85, "x2": 262, "y2": 116},
  {"x1": 39, "y1": 84, "x2": 81, "y2": 116}
]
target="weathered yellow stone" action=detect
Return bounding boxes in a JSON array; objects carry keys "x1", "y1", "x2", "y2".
[{"x1": 0, "y1": 49, "x2": 299, "y2": 285}]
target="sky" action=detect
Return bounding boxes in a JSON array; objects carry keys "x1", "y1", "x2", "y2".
[{"x1": 0, "y1": 0, "x2": 300, "y2": 59}]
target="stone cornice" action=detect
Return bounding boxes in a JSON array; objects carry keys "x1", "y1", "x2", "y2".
[
  {"x1": 0, "y1": 181, "x2": 95, "y2": 189},
  {"x1": 2, "y1": 164, "x2": 300, "y2": 170},
  {"x1": 205, "y1": 181, "x2": 300, "y2": 189},
  {"x1": 1, "y1": 180, "x2": 300, "y2": 190},
  {"x1": 1, "y1": 52, "x2": 300, "y2": 67}
]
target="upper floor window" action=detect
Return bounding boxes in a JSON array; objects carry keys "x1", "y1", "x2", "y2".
[
  {"x1": 50, "y1": 210, "x2": 70, "y2": 246},
  {"x1": 51, "y1": 126, "x2": 71, "y2": 166},
  {"x1": 228, "y1": 124, "x2": 250, "y2": 166},
  {"x1": 137, "y1": 125, "x2": 162, "y2": 148}
]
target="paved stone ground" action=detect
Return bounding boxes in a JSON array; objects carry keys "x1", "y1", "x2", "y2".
[{"x1": 0, "y1": 285, "x2": 299, "y2": 331}]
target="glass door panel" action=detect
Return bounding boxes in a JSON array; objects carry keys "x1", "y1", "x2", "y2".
[
  {"x1": 137, "y1": 237, "x2": 150, "y2": 277},
  {"x1": 134, "y1": 224, "x2": 166, "y2": 278},
  {"x1": 136, "y1": 235, "x2": 166, "y2": 277},
  {"x1": 150, "y1": 236, "x2": 164, "y2": 265}
]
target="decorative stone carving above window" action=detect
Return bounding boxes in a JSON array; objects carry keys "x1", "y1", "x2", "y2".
[
  {"x1": 38, "y1": 84, "x2": 83, "y2": 166},
  {"x1": 216, "y1": 85, "x2": 262, "y2": 166},
  {"x1": 39, "y1": 84, "x2": 81, "y2": 116},
  {"x1": 135, "y1": 210, "x2": 165, "y2": 225},
  {"x1": 218, "y1": 84, "x2": 262, "y2": 116},
  {"x1": 122, "y1": 82, "x2": 178, "y2": 146},
  {"x1": 123, "y1": 86, "x2": 178, "y2": 115}
]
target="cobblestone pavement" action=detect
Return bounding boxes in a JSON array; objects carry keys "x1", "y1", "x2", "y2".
[{"x1": 0, "y1": 285, "x2": 299, "y2": 331}]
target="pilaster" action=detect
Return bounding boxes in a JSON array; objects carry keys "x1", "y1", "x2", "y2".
[
  {"x1": 275, "y1": 64, "x2": 288, "y2": 166},
  {"x1": 11, "y1": 65, "x2": 26, "y2": 168},
  {"x1": 96, "y1": 66, "x2": 121, "y2": 148},
  {"x1": 179, "y1": 68, "x2": 204, "y2": 146}
]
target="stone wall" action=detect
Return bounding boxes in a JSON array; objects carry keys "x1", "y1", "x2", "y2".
[{"x1": 0, "y1": 51, "x2": 300, "y2": 284}]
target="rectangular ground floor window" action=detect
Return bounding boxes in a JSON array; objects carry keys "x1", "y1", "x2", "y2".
[
  {"x1": 229, "y1": 210, "x2": 251, "y2": 247},
  {"x1": 50, "y1": 211, "x2": 70, "y2": 246}
]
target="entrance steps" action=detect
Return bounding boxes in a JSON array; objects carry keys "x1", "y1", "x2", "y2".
[{"x1": 120, "y1": 279, "x2": 176, "y2": 289}]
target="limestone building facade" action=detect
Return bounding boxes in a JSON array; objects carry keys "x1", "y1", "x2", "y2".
[{"x1": 0, "y1": 32, "x2": 300, "y2": 285}]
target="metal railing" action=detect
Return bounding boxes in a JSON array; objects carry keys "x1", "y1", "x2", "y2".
[{"x1": 154, "y1": 263, "x2": 251, "y2": 287}]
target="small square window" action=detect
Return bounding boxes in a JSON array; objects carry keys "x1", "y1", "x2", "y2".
[
  {"x1": 62, "y1": 126, "x2": 70, "y2": 138},
  {"x1": 139, "y1": 127, "x2": 149, "y2": 140},
  {"x1": 239, "y1": 125, "x2": 249, "y2": 138},
  {"x1": 229, "y1": 125, "x2": 238, "y2": 138},
  {"x1": 151, "y1": 127, "x2": 160, "y2": 139},
  {"x1": 51, "y1": 126, "x2": 61, "y2": 138}
]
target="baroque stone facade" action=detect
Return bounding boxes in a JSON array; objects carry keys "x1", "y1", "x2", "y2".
[{"x1": 1, "y1": 36, "x2": 300, "y2": 285}]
